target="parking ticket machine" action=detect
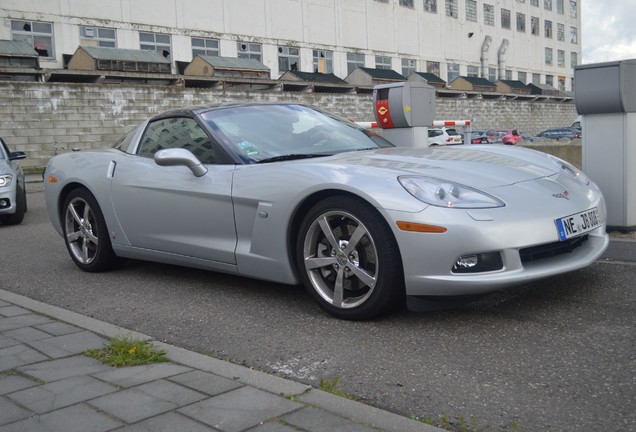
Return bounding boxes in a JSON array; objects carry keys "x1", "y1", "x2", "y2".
[{"x1": 373, "y1": 81, "x2": 436, "y2": 147}]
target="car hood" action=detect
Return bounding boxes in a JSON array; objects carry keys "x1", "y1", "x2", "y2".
[{"x1": 329, "y1": 145, "x2": 558, "y2": 189}]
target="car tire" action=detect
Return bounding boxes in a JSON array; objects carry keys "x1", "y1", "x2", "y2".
[
  {"x1": 296, "y1": 195, "x2": 404, "y2": 320},
  {"x1": 62, "y1": 188, "x2": 123, "y2": 272},
  {"x1": 1, "y1": 185, "x2": 26, "y2": 225}
]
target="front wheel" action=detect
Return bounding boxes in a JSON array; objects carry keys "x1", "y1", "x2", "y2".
[
  {"x1": 62, "y1": 188, "x2": 123, "y2": 272},
  {"x1": 296, "y1": 196, "x2": 404, "y2": 320}
]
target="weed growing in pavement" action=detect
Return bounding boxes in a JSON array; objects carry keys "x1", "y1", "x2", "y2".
[
  {"x1": 318, "y1": 376, "x2": 355, "y2": 400},
  {"x1": 411, "y1": 413, "x2": 523, "y2": 432},
  {"x1": 85, "y1": 335, "x2": 168, "y2": 367}
]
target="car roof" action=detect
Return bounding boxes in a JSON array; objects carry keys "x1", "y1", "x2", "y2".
[{"x1": 147, "y1": 102, "x2": 311, "y2": 122}]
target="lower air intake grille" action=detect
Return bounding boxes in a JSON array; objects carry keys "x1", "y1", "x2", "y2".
[{"x1": 520, "y1": 235, "x2": 588, "y2": 264}]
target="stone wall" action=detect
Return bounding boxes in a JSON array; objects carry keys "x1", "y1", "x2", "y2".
[{"x1": 0, "y1": 82, "x2": 579, "y2": 168}]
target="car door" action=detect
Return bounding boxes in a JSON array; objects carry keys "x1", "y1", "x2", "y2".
[{"x1": 109, "y1": 116, "x2": 237, "y2": 264}]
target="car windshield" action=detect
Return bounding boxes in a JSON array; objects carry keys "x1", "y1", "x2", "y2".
[{"x1": 201, "y1": 104, "x2": 393, "y2": 163}]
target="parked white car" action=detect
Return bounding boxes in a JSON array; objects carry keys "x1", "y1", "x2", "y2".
[{"x1": 428, "y1": 127, "x2": 462, "y2": 146}]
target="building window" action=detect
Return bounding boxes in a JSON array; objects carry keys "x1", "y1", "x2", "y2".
[
  {"x1": 192, "y1": 38, "x2": 219, "y2": 57},
  {"x1": 558, "y1": 76, "x2": 566, "y2": 91},
  {"x1": 488, "y1": 67, "x2": 497, "y2": 82},
  {"x1": 11, "y1": 20, "x2": 55, "y2": 58},
  {"x1": 516, "y1": 13, "x2": 526, "y2": 32},
  {"x1": 375, "y1": 56, "x2": 392, "y2": 69},
  {"x1": 545, "y1": 47, "x2": 553, "y2": 65},
  {"x1": 374, "y1": 0, "x2": 389, "y2": 3},
  {"x1": 557, "y1": 0, "x2": 564, "y2": 14},
  {"x1": 501, "y1": 9, "x2": 511, "y2": 29},
  {"x1": 466, "y1": 0, "x2": 477, "y2": 22},
  {"x1": 427, "y1": 61, "x2": 441, "y2": 76},
  {"x1": 505, "y1": 70, "x2": 513, "y2": 80},
  {"x1": 467, "y1": 65, "x2": 479, "y2": 77},
  {"x1": 484, "y1": 4, "x2": 495, "y2": 26},
  {"x1": 313, "y1": 49, "x2": 333, "y2": 73},
  {"x1": 570, "y1": 26, "x2": 578, "y2": 44},
  {"x1": 545, "y1": 75, "x2": 554, "y2": 86},
  {"x1": 532, "y1": 73, "x2": 541, "y2": 84},
  {"x1": 531, "y1": 0, "x2": 539, "y2": 6},
  {"x1": 402, "y1": 58, "x2": 416, "y2": 76},
  {"x1": 447, "y1": 63, "x2": 460, "y2": 82},
  {"x1": 544, "y1": 0, "x2": 552, "y2": 11},
  {"x1": 445, "y1": 0, "x2": 458, "y2": 18},
  {"x1": 400, "y1": 0, "x2": 414, "y2": 8},
  {"x1": 278, "y1": 46, "x2": 299, "y2": 72},
  {"x1": 545, "y1": 20, "x2": 552, "y2": 38},
  {"x1": 518, "y1": 71, "x2": 527, "y2": 83},
  {"x1": 423, "y1": 0, "x2": 437, "y2": 13},
  {"x1": 347, "y1": 53, "x2": 365, "y2": 74},
  {"x1": 570, "y1": 0, "x2": 577, "y2": 18},
  {"x1": 558, "y1": 50, "x2": 565, "y2": 67},
  {"x1": 571, "y1": 51, "x2": 578, "y2": 67},
  {"x1": 237, "y1": 42, "x2": 262, "y2": 61},
  {"x1": 557, "y1": 23, "x2": 565, "y2": 41},
  {"x1": 80, "y1": 26, "x2": 116, "y2": 48},
  {"x1": 531, "y1": 17, "x2": 540, "y2": 35},
  {"x1": 140, "y1": 32, "x2": 171, "y2": 58}
]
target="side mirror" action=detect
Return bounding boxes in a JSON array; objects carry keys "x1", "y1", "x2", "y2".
[
  {"x1": 9, "y1": 151, "x2": 27, "y2": 161},
  {"x1": 154, "y1": 148, "x2": 208, "y2": 177}
]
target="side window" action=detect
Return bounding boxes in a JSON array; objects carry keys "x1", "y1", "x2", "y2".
[{"x1": 137, "y1": 117, "x2": 218, "y2": 164}]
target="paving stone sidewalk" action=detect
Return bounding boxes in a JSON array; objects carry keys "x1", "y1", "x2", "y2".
[{"x1": 0, "y1": 289, "x2": 441, "y2": 432}]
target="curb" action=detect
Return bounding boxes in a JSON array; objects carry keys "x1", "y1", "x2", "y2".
[{"x1": 0, "y1": 288, "x2": 444, "y2": 432}]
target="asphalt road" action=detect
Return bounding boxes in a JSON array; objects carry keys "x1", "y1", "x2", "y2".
[{"x1": 2, "y1": 191, "x2": 635, "y2": 432}]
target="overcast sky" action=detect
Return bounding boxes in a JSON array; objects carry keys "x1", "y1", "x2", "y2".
[{"x1": 582, "y1": 1, "x2": 636, "y2": 64}]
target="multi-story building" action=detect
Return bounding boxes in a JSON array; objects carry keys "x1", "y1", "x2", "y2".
[{"x1": 0, "y1": 0, "x2": 581, "y2": 90}]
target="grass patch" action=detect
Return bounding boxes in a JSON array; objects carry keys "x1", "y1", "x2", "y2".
[
  {"x1": 318, "y1": 376, "x2": 355, "y2": 400},
  {"x1": 85, "y1": 336, "x2": 168, "y2": 367}
]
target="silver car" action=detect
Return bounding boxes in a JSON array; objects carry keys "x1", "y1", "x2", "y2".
[
  {"x1": 0, "y1": 137, "x2": 27, "y2": 225},
  {"x1": 43, "y1": 103, "x2": 609, "y2": 320}
]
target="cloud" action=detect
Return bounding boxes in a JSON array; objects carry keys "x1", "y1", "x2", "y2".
[{"x1": 583, "y1": 2, "x2": 636, "y2": 63}]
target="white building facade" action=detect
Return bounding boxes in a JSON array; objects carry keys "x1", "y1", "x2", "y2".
[{"x1": 0, "y1": 0, "x2": 581, "y2": 90}]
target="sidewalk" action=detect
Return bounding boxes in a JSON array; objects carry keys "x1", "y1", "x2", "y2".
[{"x1": 0, "y1": 289, "x2": 442, "y2": 432}]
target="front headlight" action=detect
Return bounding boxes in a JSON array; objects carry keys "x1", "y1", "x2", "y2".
[
  {"x1": 0, "y1": 175, "x2": 13, "y2": 187},
  {"x1": 399, "y1": 176, "x2": 505, "y2": 208},
  {"x1": 547, "y1": 154, "x2": 590, "y2": 186}
]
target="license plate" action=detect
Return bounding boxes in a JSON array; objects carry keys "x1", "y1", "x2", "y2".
[{"x1": 555, "y1": 208, "x2": 601, "y2": 241}]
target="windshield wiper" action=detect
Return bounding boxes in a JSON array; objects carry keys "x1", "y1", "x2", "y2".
[{"x1": 256, "y1": 153, "x2": 330, "y2": 163}]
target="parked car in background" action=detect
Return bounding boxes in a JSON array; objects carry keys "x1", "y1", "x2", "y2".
[
  {"x1": 536, "y1": 127, "x2": 582, "y2": 140},
  {"x1": 571, "y1": 115, "x2": 582, "y2": 130},
  {"x1": 520, "y1": 132, "x2": 536, "y2": 142},
  {"x1": 428, "y1": 127, "x2": 463, "y2": 146},
  {"x1": 469, "y1": 130, "x2": 496, "y2": 144},
  {"x1": 0, "y1": 137, "x2": 27, "y2": 225},
  {"x1": 496, "y1": 129, "x2": 522, "y2": 145}
]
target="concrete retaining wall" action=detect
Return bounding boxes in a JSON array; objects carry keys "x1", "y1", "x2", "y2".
[{"x1": 0, "y1": 82, "x2": 580, "y2": 168}]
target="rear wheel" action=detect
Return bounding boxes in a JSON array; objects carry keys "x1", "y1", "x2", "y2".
[
  {"x1": 62, "y1": 188, "x2": 123, "y2": 272},
  {"x1": 296, "y1": 196, "x2": 404, "y2": 320}
]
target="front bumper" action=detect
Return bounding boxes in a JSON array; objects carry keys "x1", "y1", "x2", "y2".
[
  {"x1": 0, "y1": 186, "x2": 17, "y2": 215},
  {"x1": 387, "y1": 182, "x2": 609, "y2": 297}
]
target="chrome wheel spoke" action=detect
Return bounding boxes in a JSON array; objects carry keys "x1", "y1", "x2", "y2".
[
  {"x1": 305, "y1": 256, "x2": 336, "y2": 270},
  {"x1": 66, "y1": 230, "x2": 82, "y2": 243},
  {"x1": 318, "y1": 216, "x2": 339, "y2": 250},
  {"x1": 68, "y1": 203, "x2": 82, "y2": 225},
  {"x1": 342, "y1": 224, "x2": 366, "y2": 255},
  {"x1": 347, "y1": 264, "x2": 376, "y2": 289},
  {"x1": 333, "y1": 267, "x2": 345, "y2": 307}
]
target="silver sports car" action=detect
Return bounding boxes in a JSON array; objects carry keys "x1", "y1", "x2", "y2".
[
  {"x1": 0, "y1": 137, "x2": 27, "y2": 225},
  {"x1": 44, "y1": 103, "x2": 609, "y2": 320}
]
